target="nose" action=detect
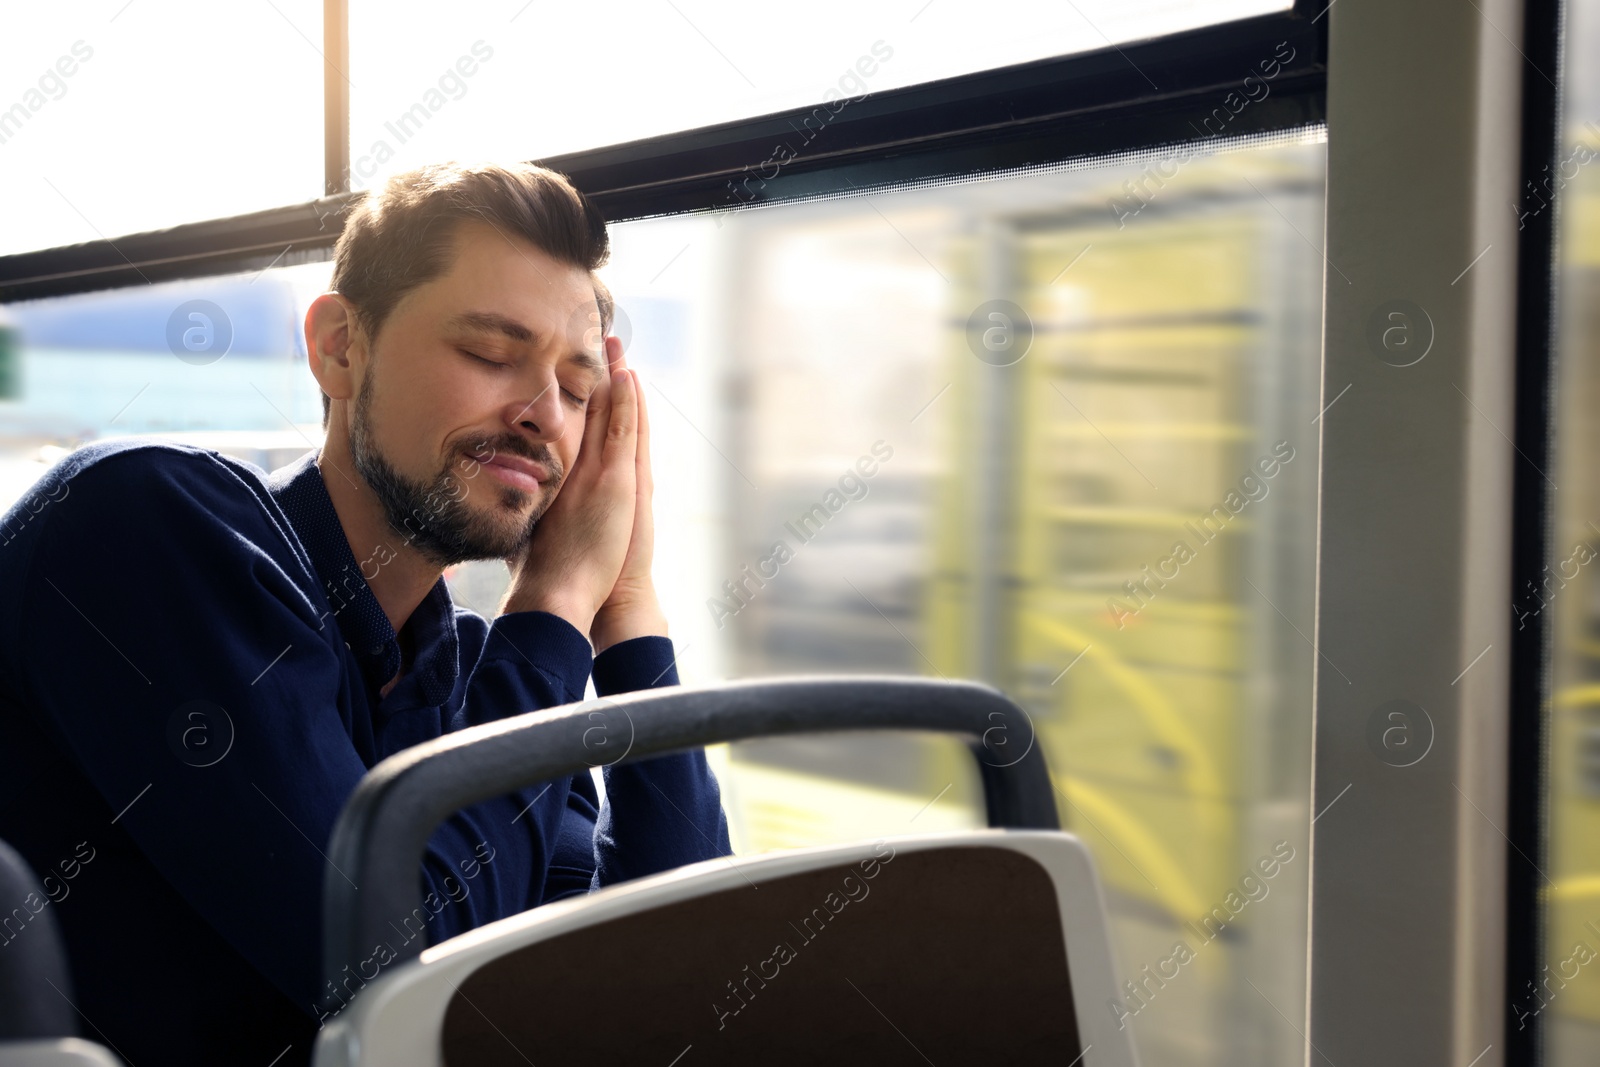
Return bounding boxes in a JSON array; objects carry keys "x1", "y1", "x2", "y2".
[{"x1": 505, "y1": 373, "x2": 566, "y2": 446}]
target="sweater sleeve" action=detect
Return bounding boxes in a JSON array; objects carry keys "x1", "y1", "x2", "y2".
[
  {"x1": 2, "y1": 449, "x2": 574, "y2": 1019},
  {"x1": 584, "y1": 636, "x2": 734, "y2": 893},
  {"x1": 422, "y1": 607, "x2": 598, "y2": 934},
  {"x1": 440, "y1": 609, "x2": 596, "y2": 920}
]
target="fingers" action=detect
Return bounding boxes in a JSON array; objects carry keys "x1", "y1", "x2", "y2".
[
  {"x1": 602, "y1": 368, "x2": 639, "y2": 471},
  {"x1": 629, "y1": 370, "x2": 655, "y2": 571},
  {"x1": 601, "y1": 336, "x2": 645, "y2": 496},
  {"x1": 600, "y1": 370, "x2": 639, "y2": 567},
  {"x1": 571, "y1": 335, "x2": 627, "y2": 485},
  {"x1": 633, "y1": 370, "x2": 652, "y2": 499},
  {"x1": 605, "y1": 333, "x2": 627, "y2": 375},
  {"x1": 571, "y1": 359, "x2": 613, "y2": 481}
]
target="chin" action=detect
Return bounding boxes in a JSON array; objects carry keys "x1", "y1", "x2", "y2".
[{"x1": 464, "y1": 474, "x2": 534, "y2": 512}]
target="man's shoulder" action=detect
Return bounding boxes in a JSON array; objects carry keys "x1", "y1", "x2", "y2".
[
  {"x1": 8, "y1": 438, "x2": 297, "y2": 554},
  {"x1": 55, "y1": 437, "x2": 269, "y2": 489}
]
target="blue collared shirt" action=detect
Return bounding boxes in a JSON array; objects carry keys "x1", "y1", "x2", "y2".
[{"x1": 0, "y1": 438, "x2": 731, "y2": 1065}]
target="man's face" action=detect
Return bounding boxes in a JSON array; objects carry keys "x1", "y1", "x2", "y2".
[{"x1": 347, "y1": 220, "x2": 607, "y2": 567}]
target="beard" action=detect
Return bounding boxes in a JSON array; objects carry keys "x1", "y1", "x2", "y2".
[{"x1": 347, "y1": 369, "x2": 563, "y2": 567}]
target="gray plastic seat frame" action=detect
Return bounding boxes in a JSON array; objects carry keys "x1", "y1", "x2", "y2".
[{"x1": 319, "y1": 674, "x2": 1061, "y2": 1015}]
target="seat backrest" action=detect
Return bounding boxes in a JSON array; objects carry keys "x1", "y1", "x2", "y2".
[
  {"x1": 318, "y1": 675, "x2": 1061, "y2": 1003},
  {"x1": 0, "y1": 839, "x2": 124, "y2": 1066},
  {"x1": 0, "y1": 1040, "x2": 125, "y2": 1067},
  {"x1": 312, "y1": 830, "x2": 1138, "y2": 1066},
  {"x1": 0, "y1": 838, "x2": 79, "y2": 1041},
  {"x1": 313, "y1": 677, "x2": 1135, "y2": 1064}
]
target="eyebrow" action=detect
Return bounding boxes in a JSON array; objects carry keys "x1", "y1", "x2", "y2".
[{"x1": 447, "y1": 310, "x2": 608, "y2": 385}]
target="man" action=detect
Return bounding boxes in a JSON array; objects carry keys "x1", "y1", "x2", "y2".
[{"x1": 0, "y1": 161, "x2": 731, "y2": 1065}]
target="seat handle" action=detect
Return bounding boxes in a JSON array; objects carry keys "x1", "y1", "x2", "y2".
[{"x1": 319, "y1": 674, "x2": 1056, "y2": 1014}]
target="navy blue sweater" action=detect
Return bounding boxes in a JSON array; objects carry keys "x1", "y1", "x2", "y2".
[{"x1": 0, "y1": 439, "x2": 731, "y2": 1065}]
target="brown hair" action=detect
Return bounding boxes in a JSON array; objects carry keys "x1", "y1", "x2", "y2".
[{"x1": 321, "y1": 160, "x2": 614, "y2": 427}]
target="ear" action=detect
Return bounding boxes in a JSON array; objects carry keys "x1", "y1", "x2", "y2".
[{"x1": 306, "y1": 293, "x2": 363, "y2": 406}]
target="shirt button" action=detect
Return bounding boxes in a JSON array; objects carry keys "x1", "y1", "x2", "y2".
[{"x1": 370, "y1": 644, "x2": 384, "y2": 655}]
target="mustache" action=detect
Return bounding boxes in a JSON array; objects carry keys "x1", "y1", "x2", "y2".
[{"x1": 457, "y1": 437, "x2": 564, "y2": 484}]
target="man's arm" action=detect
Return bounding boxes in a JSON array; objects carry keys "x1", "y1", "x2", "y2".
[
  {"x1": 498, "y1": 338, "x2": 732, "y2": 897},
  {"x1": 4, "y1": 449, "x2": 575, "y2": 1016},
  {"x1": 577, "y1": 345, "x2": 732, "y2": 881},
  {"x1": 461, "y1": 619, "x2": 732, "y2": 906},
  {"x1": 587, "y1": 636, "x2": 733, "y2": 890},
  {"x1": 449, "y1": 605, "x2": 598, "y2": 915}
]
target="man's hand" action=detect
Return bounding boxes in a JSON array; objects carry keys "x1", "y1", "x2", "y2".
[
  {"x1": 591, "y1": 337, "x2": 667, "y2": 652},
  {"x1": 500, "y1": 338, "x2": 637, "y2": 641},
  {"x1": 499, "y1": 336, "x2": 666, "y2": 653}
]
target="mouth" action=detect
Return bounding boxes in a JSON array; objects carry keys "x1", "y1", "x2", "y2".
[{"x1": 468, "y1": 450, "x2": 548, "y2": 494}]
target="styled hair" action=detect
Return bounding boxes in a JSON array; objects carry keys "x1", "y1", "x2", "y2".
[{"x1": 320, "y1": 160, "x2": 613, "y2": 427}]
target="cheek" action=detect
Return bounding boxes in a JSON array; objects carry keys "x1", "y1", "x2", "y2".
[
  {"x1": 558, "y1": 411, "x2": 586, "y2": 461},
  {"x1": 377, "y1": 348, "x2": 471, "y2": 447}
]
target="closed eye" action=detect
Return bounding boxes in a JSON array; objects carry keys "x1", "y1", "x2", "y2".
[
  {"x1": 460, "y1": 348, "x2": 507, "y2": 369},
  {"x1": 463, "y1": 346, "x2": 589, "y2": 406}
]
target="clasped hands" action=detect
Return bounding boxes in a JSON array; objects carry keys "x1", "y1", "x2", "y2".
[{"x1": 499, "y1": 335, "x2": 665, "y2": 655}]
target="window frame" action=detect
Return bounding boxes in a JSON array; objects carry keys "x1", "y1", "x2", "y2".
[
  {"x1": 0, "y1": 1, "x2": 1573, "y2": 1064},
  {"x1": 1308, "y1": 2, "x2": 1559, "y2": 1066},
  {"x1": 0, "y1": 2, "x2": 1326, "y2": 303},
  {"x1": 1506, "y1": 1, "x2": 1562, "y2": 1066}
]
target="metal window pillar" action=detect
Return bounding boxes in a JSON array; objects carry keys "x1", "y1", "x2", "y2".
[
  {"x1": 1308, "y1": 0, "x2": 1529, "y2": 1063},
  {"x1": 323, "y1": 0, "x2": 350, "y2": 198}
]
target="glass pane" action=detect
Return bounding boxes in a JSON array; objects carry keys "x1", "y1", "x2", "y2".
[
  {"x1": 2, "y1": 129, "x2": 1325, "y2": 1067},
  {"x1": 0, "y1": 264, "x2": 327, "y2": 441},
  {"x1": 594, "y1": 132, "x2": 1324, "y2": 1067},
  {"x1": 1543, "y1": 0, "x2": 1600, "y2": 1059},
  {"x1": 0, "y1": 0, "x2": 323, "y2": 256},
  {"x1": 347, "y1": 0, "x2": 1290, "y2": 188},
  {"x1": 0, "y1": 261, "x2": 527, "y2": 616}
]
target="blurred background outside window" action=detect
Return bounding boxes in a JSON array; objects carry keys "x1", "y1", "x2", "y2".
[
  {"x1": 1543, "y1": 0, "x2": 1600, "y2": 1060},
  {"x1": 0, "y1": 2, "x2": 1351, "y2": 1065},
  {"x1": 0, "y1": 0, "x2": 1289, "y2": 254},
  {"x1": 0, "y1": 130, "x2": 1325, "y2": 1067}
]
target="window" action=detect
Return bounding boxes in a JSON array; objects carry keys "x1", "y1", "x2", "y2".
[
  {"x1": 346, "y1": 0, "x2": 1291, "y2": 189},
  {"x1": 1541, "y1": 0, "x2": 1600, "y2": 1057},
  {"x1": 665, "y1": 133, "x2": 1325, "y2": 1066},
  {"x1": 0, "y1": 5, "x2": 1337, "y2": 1065},
  {"x1": 0, "y1": 1, "x2": 324, "y2": 257}
]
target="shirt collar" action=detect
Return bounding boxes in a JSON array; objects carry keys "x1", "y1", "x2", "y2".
[{"x1": 266, "y1": 448, "x2": 460, "y2": 711}]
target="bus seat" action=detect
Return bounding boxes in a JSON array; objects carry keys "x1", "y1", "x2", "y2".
[
  {"x1": 311, "y1": 676, "x2": 1139, "y2": 1066},
  {"x1": 0, "y1": 839, "x2": 122, "y2": 1067},
  {"x1": 0, "y1": 1041, "x2": 124, "y2": 1067}
]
